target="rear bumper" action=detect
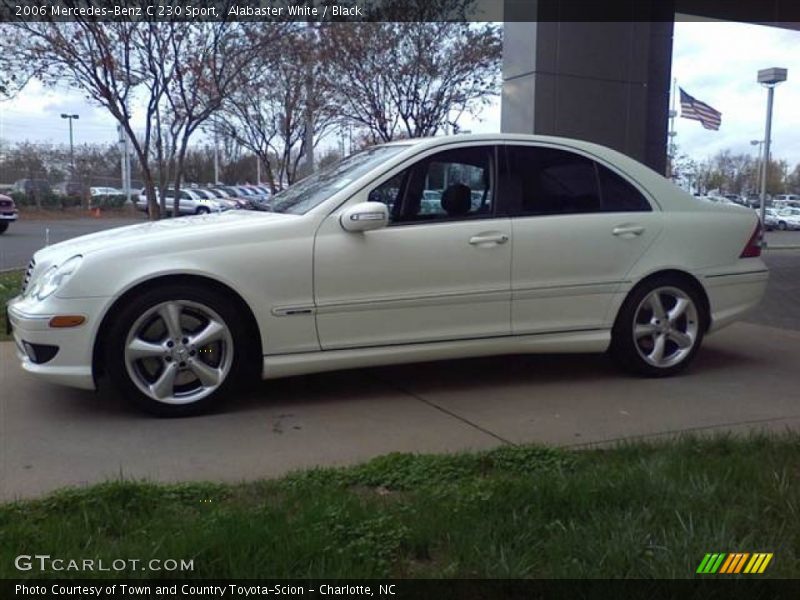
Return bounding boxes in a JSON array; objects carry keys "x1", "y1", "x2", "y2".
[{"x1": 703, "y1": 268, "x2": 769, "y2": 332}]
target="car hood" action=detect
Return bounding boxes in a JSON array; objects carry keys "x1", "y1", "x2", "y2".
[{"x1": 33, "y1": 210, "x2": 289, "y2": 266}]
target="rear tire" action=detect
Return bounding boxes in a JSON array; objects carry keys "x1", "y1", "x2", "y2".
[
  {"x1": 106, "y1": 284, "x2": 252, "y2": 417},
  {"x1": 196, "y1": 206, "x2": 210, "y2": 215},
  {"x1": 778, "y1": 221, "x2": 787, "y2": 231},
  {"x1": 610, "y1": 276, "x2": 707, "y2": 377}
]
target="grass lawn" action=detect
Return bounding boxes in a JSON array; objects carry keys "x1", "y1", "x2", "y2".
[
  {"x1": 1, "y1": 434, "x2": 798, "y2": 579},
  {"x1": 0, "y1": 269, "x2": 23, "y2": 341}
]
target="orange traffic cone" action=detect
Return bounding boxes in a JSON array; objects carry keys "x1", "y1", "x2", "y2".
[{"x1": 92, "y1": 207, "x2": 101, "y2": 218}]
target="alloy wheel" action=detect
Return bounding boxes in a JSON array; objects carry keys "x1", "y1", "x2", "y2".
[
  {"x1": 123, "y1": 300, "x2": 234, "y2": 405},
  {"x1": 632, "y1": 286, "x2": 700, "y2": 369}
]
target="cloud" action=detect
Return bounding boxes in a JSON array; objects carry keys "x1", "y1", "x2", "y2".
[
  {"x1": 0, "y1": 80, "x2": 121, "y2": 147},
  {"x1": 672, "y1": 20, "x2": 800, "y2": 167}
]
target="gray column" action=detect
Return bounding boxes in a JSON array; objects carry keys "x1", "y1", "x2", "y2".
[{"x1": 501, "y1": 2, "x2": 675, "y2": 174}]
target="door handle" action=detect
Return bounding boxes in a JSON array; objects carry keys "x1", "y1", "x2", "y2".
[
  {"x1": 469, "y1": 234, "x2": 509, "y2": 245},
  {"x1": 612, "y1": 225, "x2": 645, "y2": 237}
]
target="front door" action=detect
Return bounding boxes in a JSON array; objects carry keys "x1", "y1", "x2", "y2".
[{"x1": 313, "y1": 144, "x2": 512, "y2": 350}]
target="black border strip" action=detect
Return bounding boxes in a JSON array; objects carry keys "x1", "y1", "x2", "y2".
[{"x1": 2, "y1": 0, "x2": 800, "y2": 23}]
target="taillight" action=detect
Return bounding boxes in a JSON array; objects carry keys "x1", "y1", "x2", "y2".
[{"x1": 740, "y1": 221, "x2": 763, "y2": 258}]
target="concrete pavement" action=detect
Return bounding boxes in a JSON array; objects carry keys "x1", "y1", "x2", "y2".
[{"x1": 2, "y1": 321, "x2": 799, "y2": 501}]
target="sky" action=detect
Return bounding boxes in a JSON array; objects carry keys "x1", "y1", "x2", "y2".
[
  {"x1": 670, "y1": 18, "x2": 800, "y2": 167},
  {"x1": 1, "y1": 20, "x2": 799, "y2": 168}
]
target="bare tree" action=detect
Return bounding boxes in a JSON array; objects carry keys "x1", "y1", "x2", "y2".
[
  {"x1": 215, "y1": 26, "x2": 336, "y2": 191},
  {"x1": 156, "y1": 20, "x2": 288, "y2": 216},
  {"x1": 322, "y1": 21, "x2": 502, "y2": 143},
  {"x1": 0, "y1": 17, "x2": 171, "y2": 217},
  {"x1": 1, "y1": 12, "x2": 286, "y2": 218}
]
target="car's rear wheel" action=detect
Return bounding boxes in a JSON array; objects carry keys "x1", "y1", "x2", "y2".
[
  {"x1": 196, "y1": 206, "x2": 210, "y2": 215},
  {"x1": 106, "y1": 285, "x2": 250, "y2": 416},
  {"x1": 778, "y1": 221, "x2": 787, "y2": 230},
  {"x1": 611, "y1": 276, "x2": 706, "y2": 377},
  {"x1": 0, "y1": 222, "x2": 8, "y2": 234}
]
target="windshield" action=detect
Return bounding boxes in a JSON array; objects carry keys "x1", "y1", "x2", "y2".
[{"x1": 268, "y1": 144, "x2": 410, "y2": 214}]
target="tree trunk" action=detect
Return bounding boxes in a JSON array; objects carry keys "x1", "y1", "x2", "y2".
[
  {"x1": 172, "y1": 137, "x2": 190, "y2": 218},
  {"x1": 259, "y1": 152, "x2": 277, "y2": 194}
]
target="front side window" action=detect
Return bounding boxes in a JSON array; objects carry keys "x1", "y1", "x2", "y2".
[{"x1": 367, "y1": 146, "x2": 495, "y2": 224}]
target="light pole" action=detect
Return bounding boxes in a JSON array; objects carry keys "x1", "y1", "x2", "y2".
[
  {"x1": 750, "y1": 139, "x2": 764, "y2": 200},
  {"x1": 60, "y1": 113, "x2": 79, "y2": 173},
  {"x1": 757, "y1": 68, "x2": 787, "y2": 238}
]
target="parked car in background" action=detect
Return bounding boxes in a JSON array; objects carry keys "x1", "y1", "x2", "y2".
[
  {"x1": 775, "y1": 207, "x2": 800, "y2": 231},
  {"x1": 722, "y1": 194, "x2": 742, "y2": 205},
  {"x1": 774, "y1": 194, "x2": 800, "y2": 207},
  {"x1": 194, "y1": 188, "x2": 240, "y2": 210},
  {"x1": 0, "y1": 193, "x2": 18, "y2": 234},
  {"x1": 136, "y1": 188, "x2": 228, "y2": 215},
  {"x1": 760, "y1": 207, "x2": 781, "y2": 231},
  {"x1": 213, "y1": 186, "x2": 253, "y2": 209},
  {"x1": 90, "y1": 187, "x2": 123, "y2": 197},
  {"x1": 419, "y1": 189, "x2": 442, "y2": 214},
  {"x1": 211, "y1": 186, "x2": 253, "y2": 209},
  {"x1": 242, "y1": 185, "x2": 271, "y2": 201},
  {"x1": 7, "y1": 134, "x2": 767, "y2": 416},
  {"x1": 742, "y1": 194, "x2": 762, "y2": 208}
]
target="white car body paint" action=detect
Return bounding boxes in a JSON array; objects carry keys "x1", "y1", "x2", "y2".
[{"x1": 7, "y1": 134, "x2": 767, "y2": 392}]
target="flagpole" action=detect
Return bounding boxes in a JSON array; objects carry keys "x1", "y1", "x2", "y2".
[{"x1": 666, "y1": 77, "x2": 677, "y2": 178}]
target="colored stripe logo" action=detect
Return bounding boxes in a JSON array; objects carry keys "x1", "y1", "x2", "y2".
[{"x1": 696, "y1": 553, "x2": 773, "y2": 574}]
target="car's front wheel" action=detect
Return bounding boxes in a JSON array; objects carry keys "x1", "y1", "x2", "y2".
[
  {"x1": 106, "y1": 285, "x2": 250, "y2": 416},
  {"x1": 196, "y1": 206, "x2": 210, "y2": 215},
  {"x1": 611, "y1": 276, "x2": 706, "y2": 377},
  {"x1": 0, "y1": 222, "x2": 8, "y2": 234},
  {"x1": 778, "y1": 221, "x2": 787, "y2": 230}
]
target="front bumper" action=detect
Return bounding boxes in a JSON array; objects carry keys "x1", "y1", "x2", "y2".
[
  {"x1": 0, "y1": 212, "x2": 18, "y2": 221},
  {"x1": 7, "y1": 294, "x2": 110, "y2": 390}
]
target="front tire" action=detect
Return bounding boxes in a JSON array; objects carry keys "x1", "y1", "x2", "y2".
[
  {"x1": 778, "y1": 221, "x2": 787, "y2": 231},
  {"x1": 610, "y1": 276, "x2": 707, "y2": 377},
  {"x1": 0, "y1": 222, "x2": 8, "y2": 234},
  {"x1": 196, "y1": 206, "x2": 210, "y2": 215},
  {"x1": 106, "y1": 285, "x2": 250, "y2": 416}
]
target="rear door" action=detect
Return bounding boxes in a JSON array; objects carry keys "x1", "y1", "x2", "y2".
[{"x1": 503, "y1": 144, "x2": 664, "y2": 334}]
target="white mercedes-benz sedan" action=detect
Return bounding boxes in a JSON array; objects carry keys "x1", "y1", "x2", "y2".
[{"x1": 7, "y1": 134, "x2": 768, "y2": 416}]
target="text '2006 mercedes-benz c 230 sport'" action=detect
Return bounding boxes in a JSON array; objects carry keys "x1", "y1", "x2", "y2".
[{"x1": 7, "y1": 134, "x2": 768, "y2": 416}]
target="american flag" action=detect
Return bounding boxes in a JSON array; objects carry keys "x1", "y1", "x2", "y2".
[{"x1": 679, "y1": 88, "x2": 722, "y2": 131}]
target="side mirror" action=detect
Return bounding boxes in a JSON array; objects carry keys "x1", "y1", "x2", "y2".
[{"x1": 340, "y1": 201, "x2": 389, "y2": 232}]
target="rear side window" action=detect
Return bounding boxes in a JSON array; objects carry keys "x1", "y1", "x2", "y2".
[
  {"x1": 597, "y1": 164, "x2": 651, "y2": 212},
  {"x1": 505, "y1": 146, "x2": 650, "y2": 215},
  {"x1": 509, "y1": 146, "x2": 600, "y2": 215}
]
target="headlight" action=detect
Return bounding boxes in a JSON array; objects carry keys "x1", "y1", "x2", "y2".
[{"x1": 29, "y1": 255, "x2": 83, "y2": 301}]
